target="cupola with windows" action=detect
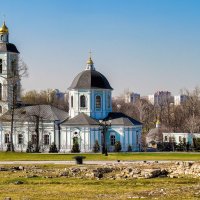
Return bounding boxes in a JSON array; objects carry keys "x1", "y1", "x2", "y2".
[{"x1": 68, "y1": 56, "x2": 113, "y2": 119}]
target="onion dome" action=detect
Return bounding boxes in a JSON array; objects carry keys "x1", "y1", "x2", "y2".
[
  {"x1": 156, "y1": 119, "x2": 161, "y2": 128},
  {"x1": 87, "y1": 56, "x2": 93, "y2": 65},
  {"x1": 0, "y1": 22, "x2": 9, "y2": 34}
]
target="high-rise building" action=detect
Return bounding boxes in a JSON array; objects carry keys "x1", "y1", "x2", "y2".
[
  {"x1": 174, "y1": 95, "x2": 188, "y2": 105},
  {"x1": 124, "y1": 92, "x2": 140, "y2": 103},
  {"x1": 148, "y1": 91, "x2": 172, "y2": 106}
]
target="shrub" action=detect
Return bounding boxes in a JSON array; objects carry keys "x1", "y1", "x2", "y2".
[
  {"x1": 26, "y1": 141, "x2": 34, "y2": 153},
  {"x1": 49, "y1": 142, "x2": 58, "y2": 153},
  {"x1": 157, "y1": 142, "x2": 176, "y2": 151},
  {"x1": 71, "y1": 140, "x2": 80, "y2": 153},
  {"x1": 114, "y1": 141, "x2": 122, "y2": 152},
  {"x1": 176, "y1": 142, "x2": 186, "y2": 151},
  {"x1": 193, "y1": 138, "x2": 200, "y2": 151},
  {"x1": 93, "y1": 140, "x2": 100, "y2": 153},
  {"x1": 127, "y1": 145, "x2": 132, "y2": 152}
]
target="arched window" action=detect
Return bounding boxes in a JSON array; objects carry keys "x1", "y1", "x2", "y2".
[
  {"x1": 0, "y1": 59, "x2": 2, "y2": 74},
  {"x1": 31, "y1": 134, "x2": 37, "y2": 144},
  {"x1": 0, "y1": 83, "x2": 2, "y2": 100},
  {"x1": 0, "y1": 35, "x2": 3, "y2": 41},
  {"x1": 136, "y1": 131, "x2": 139, "y2": 145},
  {"x1": 4, "y1": 134, "x2": 9, "y2": 144},
  {"x1": 71, "y1": 96, "x2": 73, "y2": 108},
  {"x1": 108, "y1": 94, "x2": 111, "y2": 108},
  {"x1": 80, "y1": 95, "x2": 86, "y2": 108},
  {"x1": 11, "y1": 60, "x2": 16, "y2": 76},
  {"x1": 18, "y1": 134, "x2": 23, "y2": 144},
  {"x1": 0, "y1": 106, "x2": 2, "y2": 114},
  {"x1": 110, "y1": 135, "x2": 116, "y2": 146},
  {"x1": 96, "y1": 95, "x2": 101, "y2": 109},
  {"x1": 44, "y1": 135, "x2": 50, "y2": 145}
]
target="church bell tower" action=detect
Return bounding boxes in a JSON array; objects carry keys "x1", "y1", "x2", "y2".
[{"x1": 0, "y1": 21, "x2": 20, "y2": 115}]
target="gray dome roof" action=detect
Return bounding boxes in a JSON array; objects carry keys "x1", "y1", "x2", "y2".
[{"x1": 69, "y1": 70, "x2": 113, "y2": 90}]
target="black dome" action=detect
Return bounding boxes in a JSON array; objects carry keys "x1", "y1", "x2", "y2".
[
  {"x1": 0, "y1": 43, "x2": 19, "y2": 53},
  {"x1": 69, "y1": 70, "x2": 113, "y2": 90}
]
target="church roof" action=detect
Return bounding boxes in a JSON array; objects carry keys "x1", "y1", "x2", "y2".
[
  {"x1": 61, "y1": 113, "x2": 99, "y2": 126},
  {"x1": 0, "y1": 43, "x2": 19, "y2": 53},
  {"x1": 104, "y1": 112, "x2": 142, "y2": 126},
  {"x1": 1, "y1": 105, "x2": 68, "y2": 122},
  {"x1": 146, "y1": 126, "x2": 169, "y2": 144},
  {"x1": 69, "y1": 69, "x2": 113, "y2": 90}
]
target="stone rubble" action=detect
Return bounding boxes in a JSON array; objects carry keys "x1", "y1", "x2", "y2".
[{"x1": 1, "y1": 161, "x2": 200, "y2": 179}]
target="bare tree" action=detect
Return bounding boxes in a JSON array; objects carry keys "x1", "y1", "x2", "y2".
[
  {"x1": 181, "y1": 87, "x2": 200, "y2": 133},
  {"x1": 22, "y1": 105, "x2": 52, "y2": 152},
  {"x1": 22, "y1": 89, "x2": 69, "y2": 111},
  {"x1": 4, "y1": 58, "x2": 28, "y2": 151}
]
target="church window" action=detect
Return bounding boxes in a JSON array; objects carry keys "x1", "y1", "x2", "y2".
[
  {"x1": 0, "y1": 83, "x2": 2, "y2": 100},
  {"x1": 0, "y1": 35, "x2": 3, "y2": 41},
  {"x1": 136, "y1": 131, "x2": 139, "y2": 144},
  {"x1": 96, "y1": 95, "x2": 101, "y2": 109},
  {"x1": 80, "y1": 95, "x2": 86, "y2": 108},
  {"x1": 18, "y1": 134, "x2": 23, "y2": 144},
  {"x1": 110, "y1": 135, "x2": 115, "y2": 146},
  {"x1": 108, "y1": 94, "x2": 111, "y2": 108},
  {"x1": 179, "y1": 136, "x2": 182, "y2": 142},
  {"x1": 4, "y1": 134, "x2": 9, "y2": 143},
  {"x1": 183, "y1": 137, "x2": 186, "y2": 144},
  {"x1": 31, "y1": 135, "x2": 37, "y2": 144},
  {"x1": 71, "y1": 96, "x2": 73, "y2": 108},
  {"x1": 0, "y1": 59, "x2": 2, "y2": 74},
  {"x1": 11, "y1": 60, "x2": 16, "y2": 76},
  {"x1": 164, "y1": 136, "x2": 168, "y2": 142},
  {"x1": 44, "y1": 135, "x2": 50, "y2": 145},
  {"x1": 0, "y1": 106, "x2": 2, "y2": 114}
]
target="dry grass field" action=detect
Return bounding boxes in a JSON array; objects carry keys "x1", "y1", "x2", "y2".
[{"x1": 0, "y1": 152, "x2": 199, "y2": 199}]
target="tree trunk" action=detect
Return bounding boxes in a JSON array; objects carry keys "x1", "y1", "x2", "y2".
[
  {"x1": 9, "y1": 84, "x2": 16, "y2": 152},
  {"x1": 10, "y1": 105, "x2": 15, "y2": 152},
  {"x1": 35, "y1": 116, "x2": 40, "y2": 152}
]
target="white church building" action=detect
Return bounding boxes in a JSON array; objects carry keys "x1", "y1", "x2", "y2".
[{"x1": 0, "y1": 22, "x2": 142, "y2": 152}]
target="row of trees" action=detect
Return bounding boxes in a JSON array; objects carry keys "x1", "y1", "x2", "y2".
[
  {"x1": 22, "y1": 89, "x2": 69, "y2": 111},
  {"x1": 113, "y1": 87, "x2": 200, "y2": 135}
]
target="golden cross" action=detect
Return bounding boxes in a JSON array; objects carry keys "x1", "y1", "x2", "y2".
[
  {"x1": 89, "y1": 50, "x2": 92, "y2": 58},
  {"x1": 3, "y1": 14, "x2": 6, "y2": 22}
]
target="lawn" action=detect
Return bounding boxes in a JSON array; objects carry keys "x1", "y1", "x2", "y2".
[
  {"x1": 0, "y1": 164, "x2": 199, "y2": 200},
  {"x1": 0, "y1": 152, "x2": 199, "y2": 161}
]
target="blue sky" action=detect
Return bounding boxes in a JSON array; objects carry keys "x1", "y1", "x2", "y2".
[{"x1": 1, "y1": 0, "x2": 200, "y2": 96}]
